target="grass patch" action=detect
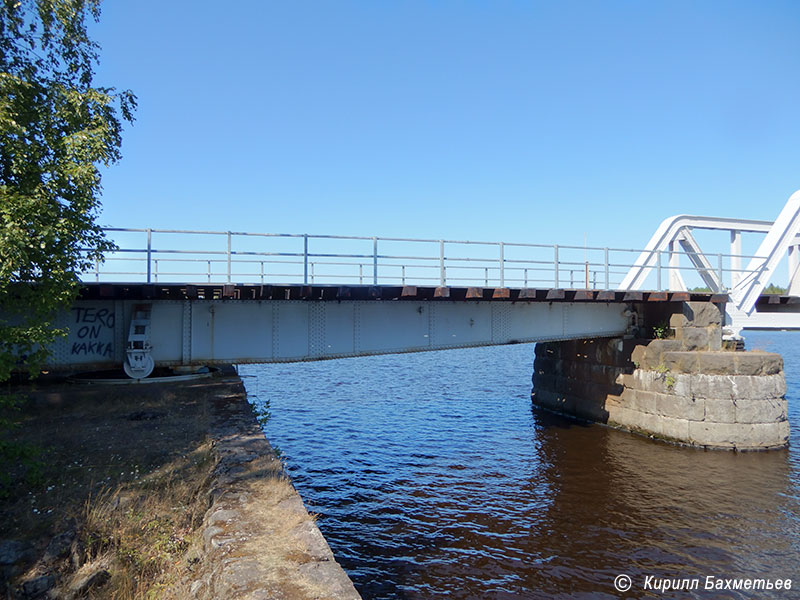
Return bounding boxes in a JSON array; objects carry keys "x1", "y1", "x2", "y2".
[
  {"x1": 80, "y1": 441, "x2": 215, "y2": 599},
  {"x1": 0, "y1": 377, "x2": 242, "y2": 599}
]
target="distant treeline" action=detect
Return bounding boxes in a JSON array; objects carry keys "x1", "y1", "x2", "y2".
[{"x1": 689, "y1": 285, "x2": 787, "y2": 294}]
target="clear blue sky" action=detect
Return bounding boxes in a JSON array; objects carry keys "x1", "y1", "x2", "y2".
[{"x1": 90, "y1": 0, "x2": 800, "y2": 251}]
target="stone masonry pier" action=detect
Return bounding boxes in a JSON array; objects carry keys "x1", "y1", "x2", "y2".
[{"x1": 532, "y1": 302, "x2": 790, "y2": 450}]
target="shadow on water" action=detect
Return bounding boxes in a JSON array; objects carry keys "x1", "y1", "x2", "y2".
[{"x1": 241, "y1": 336, "x2": 800, "y2": 600}]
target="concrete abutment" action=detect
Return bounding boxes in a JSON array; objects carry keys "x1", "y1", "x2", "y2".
[{"x1": 532, "y1": 301, "x2": 789, "y2": 450}]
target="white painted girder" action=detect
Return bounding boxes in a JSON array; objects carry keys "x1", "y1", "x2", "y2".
[
  {"x1": 44, "y1": 299, "x2": 630, "y2": 370},
  {"x1": 620, "y1": 189, "x2": 800, "y2": 333}
]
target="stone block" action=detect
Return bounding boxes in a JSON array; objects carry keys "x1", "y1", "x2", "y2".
[
  {"x1": 702, "y1": 398, "x2": 736, "y2": 423},
  {"x1": 734, "y1": 397, "x2": 787, "y2": 424},
  {"x1": 688, "y1": 420, "x2": 789, "y2": 449},
  {"x1": 645, "y1": 339, "x2": 684, "y2": 358},
  {"x1": 670, "y1": 373, "x2": 693, "y2": 397},
  {"x1": 669, "y1": 312, "x2": 690, "y2": 328},
  {"x1": 657, "y1": 415, "x2": 691, "y2": 441},
  {"x1": 631, "y1": 344, "x2": 648, "y2": 367},
  {"x1": 621, "y1": 389, "x2": 649, "y2": 414},
  {"x1": 674, "y1": 326, "x2": 714, "y2": 351},
  {"x1": 661, "y1": 351, "x2": 698, "y2": 374},
  {"x1": 695, "y1": 352, "x2": 737, "y2": 375},
  {"x1": 639, "y1": 339, "x2": 684, "y2": 370},
  {"x1": 742, "y1": 374, "x2": 784, "y2": 400},
  {"x1": 531, "y1": 389, "x2": 567, "y2": 412},
  {"x1": 533, "y1": 356, "x2": 560, "y2": 376},
  {"x1": 594, "y1": 338, "x2": 617, "y2": 365},
  {"x1": 682, "y1": 302, "x2": 722, "y2": 327},
  {"x1": 595, "y1": 338, "x2": 631, "y2": 367},
  {"x1": 574, "y1": 395, "x2": 610, "y2": 422},
  {"x1": 633, "y1": 369, "x2": 687, "y2": 396},
  {"x1": 22, "y1": 574, "x2": 56, "y2": 598},
  {"x1": 689, "y1": 373, "x2": 786, "y2": 401},
  {"x1": 633, "y1": 369, "x2": 661, "y2": 393},
  {"x1": 604, "y1": 394, "x2": 624, "y2": 409},
  {"x1": 604, "y1": 403, "x2": 627, "y2": 427},
  {"x1": 636, "y1": 409, "x2": 662, "y2": 435},
  {"x1": 607, "y1": 405, "x2": 658, "y2": 434},
  {"x1": 707, "y1": 326, "x2": 723, "y2": 351},
  {"x1": 654, "y1": 391, "x2": 704, "y2": 421},
  {"x1": 687, "y1": 421, "x2": 735, "y2": 448},
  {"x1": 589, "y1": 364, "x2": 611, "y2": 386},
  {"x1": 617, "y1": 372, "x2": 635, "y2": 388},
  {"x1": 734, "y1": 352, "x2": 783, "y2": 376}
]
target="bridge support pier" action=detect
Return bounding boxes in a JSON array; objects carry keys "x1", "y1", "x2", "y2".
[{"x1": 532, "y1": 301, "x2": 790, "y2": 450}]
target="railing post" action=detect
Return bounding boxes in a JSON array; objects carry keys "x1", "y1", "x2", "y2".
[
  {"x1": 570, "y1": 270, "x2": 574, "y2": 288},
  {"x1": 95, "y1": 259, "x2": 99, "y2": 283},
  {"x1": 207, "y1": 260, "x2": 211, "y2": 283},
  {"x1": 154, "y1": 259, "x2": 159, "y2": 283},
  {"x1": 260, "y1": 261, "x2": 264, "y2": 284},
  {"x1": 485, "y1": 268, "x2": 489, "y2": 286},
  {"x1": 439, "y1": 240, "x2": 445, "y2": 286},
  {"x1": 718, "y1": 253, "x2": 724, "y2": 290},
  {"x1": 227, "y1": 231, "x2": 232, "y2": 283},
  {"x1": 311, "y1": 262, "x2": 315, "y2": 284},
  {"x1": 604, "y1": 247, "x2": 609, "y2": 289},
  {"x1": 401, "y1": 265, "x2": 405, "y2": 285},
  {"x1": 656, "y1": 250, "x2": 662, "y2": 291},
  {"x1": 499, "y1": 242, "x2": 505, "y2": 287},
  {"x1": 524, "y1": 268, "x2": 528, "y2": 287},
  {"x1": 146, "y1": 228, "x2": 152, "y2": 283},
  {"x1": 359, "y1": 264, "x2": 363, "y2": 285},
  {"x1": 373, "y1": 237, "x2": 378, "y2": 285},
  {"x1": 554, "y1": 245, "x2": 559, "y2": 288},
  {"x1": 303, "y1": 234, "x2": 309, "y2": 284}
]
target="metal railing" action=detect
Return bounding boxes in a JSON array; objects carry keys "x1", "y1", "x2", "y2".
[{"x1": 81, "y1": 227, "x2": 766, "y2": 292}]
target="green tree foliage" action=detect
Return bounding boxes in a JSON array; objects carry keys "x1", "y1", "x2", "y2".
[
  {"x1": 692, "y1": 284, "x2": 788, "y2": 294},
  {"x1": 0, "y1": 0, "x2": 135, "y2": 381},
  {"x1": 763, "y1": 284, "x2": 787, "y2": 295}
]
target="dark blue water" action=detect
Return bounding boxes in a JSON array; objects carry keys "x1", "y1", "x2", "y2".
[{"x1": 240, "y1": 331, "x2": 800, "y2": 599}]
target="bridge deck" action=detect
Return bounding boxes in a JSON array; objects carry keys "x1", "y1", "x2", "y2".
[{"x1": 78, "y1": 283, "x2": 729, "y2": 304}]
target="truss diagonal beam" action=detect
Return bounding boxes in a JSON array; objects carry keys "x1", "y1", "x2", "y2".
[{"x1": 729, "y1": 190, "x2": 800, "y2": 315}]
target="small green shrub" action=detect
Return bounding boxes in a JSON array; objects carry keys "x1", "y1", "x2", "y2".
[
  {"x1": 665, "y1": 374, "x2": 676, "y2": 390},
  {"x1": 655, "y1": 363, "x2": 676, "y2": 390},
  {"x1": 652, "y1": 321, "x2": 671, "y2": 339}
]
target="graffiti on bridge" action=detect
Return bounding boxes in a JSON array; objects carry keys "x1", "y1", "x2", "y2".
[{"x1": 70, "y1": 306, "x2": 115, "y2": 358}]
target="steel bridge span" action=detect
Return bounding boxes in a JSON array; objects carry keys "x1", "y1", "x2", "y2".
[
  {"x1": 20, "y1": 190, "x2": 800, "y2": 377},
  {"x1": 53, "y1": 283, "x2": 648, "y2": 377}
]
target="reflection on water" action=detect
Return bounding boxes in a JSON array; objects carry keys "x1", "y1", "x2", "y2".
[{"x1": 240, "y1": 331, "x2": 799, "y2": 599}]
